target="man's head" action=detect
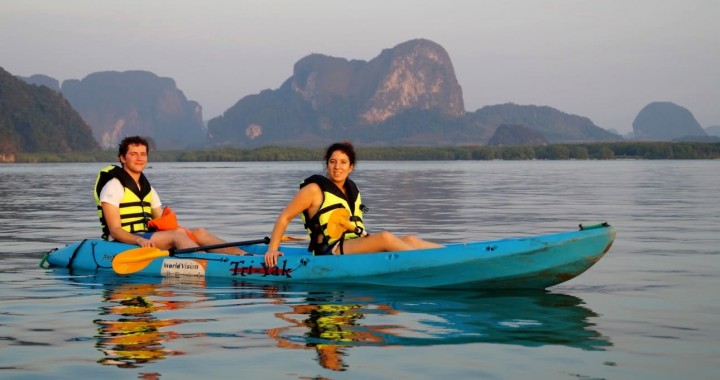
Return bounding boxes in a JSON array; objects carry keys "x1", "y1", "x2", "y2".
[
  {"x1": 118, "y1": 136, "x2": 150, "y2": 158},
  {"x1": 118, "y1": 136, "x2": 150, "y2": 173}
]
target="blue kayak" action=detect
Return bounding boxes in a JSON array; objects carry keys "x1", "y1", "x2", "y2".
[{"x1": 41, "y1": 223, "x2": 615, "y2": 289}]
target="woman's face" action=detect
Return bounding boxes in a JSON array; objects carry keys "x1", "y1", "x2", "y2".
[{"x1": 326, "y1": 150, "x2": 354, "y2": 184}]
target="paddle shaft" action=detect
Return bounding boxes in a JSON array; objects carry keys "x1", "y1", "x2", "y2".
[{"x1": 169, "y1": 237, "x2": 270, "y2": 255}]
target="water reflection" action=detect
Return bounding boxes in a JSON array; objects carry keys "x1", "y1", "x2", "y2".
[
  {"x1": 61, "y1": 273, "x2": 211, "y2": 370},
  {"x1": 252, "y1": 283, "x2": 612, "y2": 371},
  {"x1": 265, "y1": 293, "x2": 397, "y2": 371},
  {"x1": 93, "y1": 282, "x2": 209, "y2": 369},
  {"x1": 60, "y1": 271, "x2": 610, "y2": 373}
]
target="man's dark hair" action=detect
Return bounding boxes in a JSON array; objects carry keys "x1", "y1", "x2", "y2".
[{"x1": 118, "y1": 136, "x2": 150, "y2": 158}]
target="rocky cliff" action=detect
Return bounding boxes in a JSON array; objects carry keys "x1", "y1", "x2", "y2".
[
  {"x1": 6, "y1": 38, "x2": 633, "y2": 151},
  {"x1": 632, "y1": 102, "x2": 708, "y2": 141},
  {"x1": 208, "y1": 39, "x2": 466, "y2": 147},
  {"x1": 17, "y1": 74, "x2": 60, "y2": 92},
  {"x1": 291, "y1": 38, "x2": 466, "y2": 122},
  {"x1": 290, "y1": 39, "x2": 465, "y2": 124},
  {"x1": 0, "y1": 67, "x2": 98, "y2": 161},
  {"x1": 61, "y1": 71, "x2": 206, "y2": 150},
  {"x1": 470, "y1": 103, "x2": 621, "y2": 143},
  {"x1": 208, "y1": 39, "x2": 623, "y2": 147}
]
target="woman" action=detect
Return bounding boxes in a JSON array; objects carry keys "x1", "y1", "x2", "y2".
[{"x1": 264, "y1": 141, "x2": 442, "y2": 267}]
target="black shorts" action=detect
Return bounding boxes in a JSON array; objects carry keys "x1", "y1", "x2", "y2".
[{"x1": 313, "y1": 241, "x2": 342, "y2": 256}]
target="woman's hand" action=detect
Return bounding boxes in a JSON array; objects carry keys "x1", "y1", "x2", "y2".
[{"x1": 264, "y1": 249, "x2": 284, "y2": 268}]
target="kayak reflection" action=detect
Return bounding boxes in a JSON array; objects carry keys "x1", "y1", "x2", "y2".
[
  {"x1": 93, "y1": 280, "x2": 210, "y2": 368},
  {"x1": 57, "y1": 269, "x2": 610, "y2": 372},
  {"x1": 256, "y1": 283, "x2": 611, "y2": 371}
]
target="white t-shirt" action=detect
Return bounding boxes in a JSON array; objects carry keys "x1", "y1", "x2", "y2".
[{"x1": 99, "y1": 178, "x2": 161, "y2": 209}]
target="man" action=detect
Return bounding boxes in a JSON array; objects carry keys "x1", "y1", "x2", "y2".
[{"x1": 95, "y1": 136, "x2": 244, "y2": 254}]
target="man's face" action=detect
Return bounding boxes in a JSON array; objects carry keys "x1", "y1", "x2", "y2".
[{"x1": 120, "y1": 144, "x2": 148, "y2": 174}]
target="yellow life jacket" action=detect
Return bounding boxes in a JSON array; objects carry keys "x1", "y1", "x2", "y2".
[
  {"x1": 94, "y1": 165, "x2": 153, "y2": 240},
  {"x1": 301, "y1": 175, "x2": 367, "y2": 255}
]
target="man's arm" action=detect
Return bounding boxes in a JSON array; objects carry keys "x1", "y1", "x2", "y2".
[
  {"x1": 150, "y1": 187, "x2": 162, "y2": 219},
  {"x1": 101, "y1": 202, "x2": 148, "y2": 245},
  {"x1": 99, "y1": 179, "x2": 154, "y2": 247}
]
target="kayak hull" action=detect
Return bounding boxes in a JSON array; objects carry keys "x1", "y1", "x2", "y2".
[{"x1": 43, "y1": 224, "x2": 615, "y2": 289}]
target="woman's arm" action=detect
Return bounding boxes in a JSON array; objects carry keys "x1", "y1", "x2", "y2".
[{"x1": 264, "y1": 184, "x2": 320, "y2": 267}]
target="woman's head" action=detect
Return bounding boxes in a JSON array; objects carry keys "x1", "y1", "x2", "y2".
[
  {"x1": 323, "y1": 141, "x2": 356, "y2": 183},
  {"x1": 324, "y1": 141, "x2": 356, "y2": 167}
]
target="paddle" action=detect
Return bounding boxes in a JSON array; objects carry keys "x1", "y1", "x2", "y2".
[
  {"x1": 326, "y1": 208, "x2": 365, "y2": 239},
  {"x1": 112, "y1": 237, "x2": 270, "y2": 275}
]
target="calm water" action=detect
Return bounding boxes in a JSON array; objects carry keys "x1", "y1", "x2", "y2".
[{"x1": 1, "y1": 160, "x2": 718, "y2": 379}]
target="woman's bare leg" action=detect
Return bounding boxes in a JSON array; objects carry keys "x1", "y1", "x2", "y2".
[
  {"x1": 400, "y1": 235, "x2": 443, "y2": 249},
  {"x1": 341, "y1": 231, "x2": 443, "y2": 254}
]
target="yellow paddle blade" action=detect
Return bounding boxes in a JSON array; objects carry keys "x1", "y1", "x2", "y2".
[
  {"x1": 112, "y1": 247, "x2": 171, "y2": 275},
  {"x1": 326, "y1": 208, "x2": 358, "y2": 239}
]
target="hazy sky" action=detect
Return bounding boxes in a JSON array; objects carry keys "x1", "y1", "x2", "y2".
[{"x1": 2, "y1": 0, "x2": 718, "y2": 133}]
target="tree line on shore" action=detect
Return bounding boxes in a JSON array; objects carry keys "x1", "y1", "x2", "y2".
[{"x1": 10, "y1": 141, "x2": 720, "y2": 163}]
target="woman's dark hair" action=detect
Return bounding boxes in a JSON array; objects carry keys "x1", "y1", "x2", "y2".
[
  {"x1": 118, "y1": 136, "x2": 150, "y2": 157},
  {"x1": 324, "y1": 141, "x2": 356, "y2": 166}
]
